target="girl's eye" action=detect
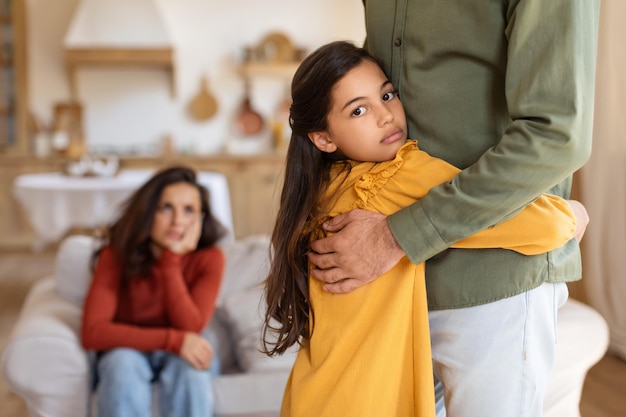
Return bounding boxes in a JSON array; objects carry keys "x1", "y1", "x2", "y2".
[
  {"x1": 184, "y1": 206, "x2": 197, "y2": 215},
  {"x1": 351, "y1": 106, "x2": 367, "y2": 117},
  {"x1": 382, "y1": 90, "x2": 398, "y2": 102}
]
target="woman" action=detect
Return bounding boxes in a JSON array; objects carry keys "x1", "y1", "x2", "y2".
[{"x1": 81, "y1": 166, "x2": 226, "y2": 417}]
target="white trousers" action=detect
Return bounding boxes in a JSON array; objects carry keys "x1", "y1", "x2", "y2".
[{"x1": 430, "y1": 282, "x2": 569, "y2": 417}]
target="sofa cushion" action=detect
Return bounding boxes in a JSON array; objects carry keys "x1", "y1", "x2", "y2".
[
  {"x1": 55, "y1": 234, "x2": 99, "y2": 306},
  {"x1": 213, "y1": 234, "x2": 277, "y2": 373},
  {"x1": 219, "y1": 285, "x2": 298, "y2": 373},
  {"x1": 217, "y1": 235, "x2": 272, "y2": 304},
  {"x1": 213, "y1": 371, "x2": 290, "y2": 416}
]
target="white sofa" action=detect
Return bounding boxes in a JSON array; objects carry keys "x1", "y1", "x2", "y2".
[
  {"x1": 2, "y1": 234, "x2": 610, "y2": 417},
  {"x1": 2, "y1": 234, "x2": 295, "y2": 417}
]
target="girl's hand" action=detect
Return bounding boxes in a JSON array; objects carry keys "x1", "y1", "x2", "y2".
[
  {"x1": 180, "y1": 332, "x2": 214, "y2": 370},
  {"x1": 169, "y1": 215, "x2": 202, "y2": 255},
  {"x1": 567, "y1": 199, "x2": 589, "y2": 242}
]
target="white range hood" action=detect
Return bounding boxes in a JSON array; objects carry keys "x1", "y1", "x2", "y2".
[{"x1": 64, "y1": 0, "x2": 177, "y2": 98}]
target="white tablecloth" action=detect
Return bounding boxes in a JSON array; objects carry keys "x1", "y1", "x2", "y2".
[{"x1": 13, "y1": 170, "x2": 234, "y2": 250}]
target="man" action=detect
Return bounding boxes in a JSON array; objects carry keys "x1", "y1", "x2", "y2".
[{"x1": 308, "y1": 1, "x2": 600, "y2": 416}]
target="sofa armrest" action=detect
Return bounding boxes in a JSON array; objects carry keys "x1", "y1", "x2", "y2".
[
  {"x1": 544, "y1": 298, "x2": 609, "y2": 417},
  {"x1": 1, "y1": 277, "x2": 91, "y2": 417}
]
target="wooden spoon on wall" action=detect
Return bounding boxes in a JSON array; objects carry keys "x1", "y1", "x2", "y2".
[{"x1": 188, "y1": 76, "x2": 218, "y2": 121}]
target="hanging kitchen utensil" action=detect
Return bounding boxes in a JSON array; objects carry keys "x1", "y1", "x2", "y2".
[
  {"x1": 188, "y1": 76, "x2": 218, "y2": 121},
  {"x1": 235, "y1": 78, "x2": 264, "y2": 136}
]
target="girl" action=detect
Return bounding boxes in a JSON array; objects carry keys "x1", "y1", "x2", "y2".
[
  {"x1": 263, "y1": 41, "x2": 580, "y2": 417},
  {"x1": 81, "y1": 166, "x2": 226, "y2": 417}
]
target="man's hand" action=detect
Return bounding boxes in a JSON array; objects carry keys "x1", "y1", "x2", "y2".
[
  {"x1": 308, "y1": 209, "x2": 405, "y2": 294},
  {"x1": 180, "y1": 332, "x2": 214, "y2": 370},
  {"x1": 567, "y1": 199, "x2": 589, "y2": 242}
]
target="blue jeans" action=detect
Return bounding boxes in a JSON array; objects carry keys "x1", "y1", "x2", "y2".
[
  {"x1": 430, "y1": 282, "x2": 569, "y2": 417},
  {"x1": 95, "y1": 348, "x2": 219, "y2": 417}
]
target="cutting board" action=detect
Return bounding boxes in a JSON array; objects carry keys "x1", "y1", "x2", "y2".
[{"x1": 188, "y1": 76, "x2": 218, "y2": 121}]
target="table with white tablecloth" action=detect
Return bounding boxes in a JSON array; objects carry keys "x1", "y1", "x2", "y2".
[{"x1": 13, "y1": 170, "x2": 234, "y2": 250}]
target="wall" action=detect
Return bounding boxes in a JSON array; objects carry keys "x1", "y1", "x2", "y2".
[
  {"x1": 576, "y1": 0, "x2": 626, "y2": 359},
  {"x1": 26, "y1": 0, "x2": 366, "y2": 154}
]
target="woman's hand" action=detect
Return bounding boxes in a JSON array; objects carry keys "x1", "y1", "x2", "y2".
[
  {"x1": 180, "y1": 332, "x2": 214, "y2": 370},
  {"x1": 169, "y1": 215, "x2": 203, "y2": 255}
]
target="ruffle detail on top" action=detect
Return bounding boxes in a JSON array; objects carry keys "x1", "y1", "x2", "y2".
[{"x1": 352, "y1": 141, "x2": 417, "y2": 210}]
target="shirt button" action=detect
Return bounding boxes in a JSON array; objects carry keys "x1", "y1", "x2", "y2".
[{"x1": 394, "y1": 38, "x2": 402, "y2": 47}]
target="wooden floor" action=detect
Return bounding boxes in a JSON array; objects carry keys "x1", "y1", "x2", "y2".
[{"x1": 0, "y1": 250, "x2": 625, "y2": 417}]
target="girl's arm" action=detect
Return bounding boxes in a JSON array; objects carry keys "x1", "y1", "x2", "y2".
[
  {"x1": 450, "y1": 194, "x2": 576, "y2": 255},
  {"x1": 349, "y1": 142, "x2": 576, "y2": 256},
  {"x1": 157, "y1": 247, "x2": 225, "y2": 332},
  {"x1": 80, "y1": 246, "x2": 186, "y2": 354},
  {"x1": 404, "y1": 146, "x2": 578, "y2": 255}
]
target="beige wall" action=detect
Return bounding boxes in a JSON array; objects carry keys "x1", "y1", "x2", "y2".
[
  {"x1": 577, "y1": 0, "x2": 626, "y2": 359},
  {"x1": 26, "y1": 0, "x2": 366, "y2": 154}
]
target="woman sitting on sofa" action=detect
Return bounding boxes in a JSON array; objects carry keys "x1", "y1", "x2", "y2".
[{"x1": 81, "y1": 166, "x2": 227, "y2": 417}]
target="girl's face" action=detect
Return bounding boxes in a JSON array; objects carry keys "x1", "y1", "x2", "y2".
[
  {"x1": 150, "y1": 182, "x2": 202, "y2": 251},
  {"x1": 309, "y1": 59, "x2": 408, "y2": 162}
]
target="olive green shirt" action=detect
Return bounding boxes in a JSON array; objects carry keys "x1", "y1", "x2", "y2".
[{"x1": 362, "y1": 0, "x2": 601, "y2": 309}]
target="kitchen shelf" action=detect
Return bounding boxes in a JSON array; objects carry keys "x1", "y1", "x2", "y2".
[
  {"x1": 65, "y1": 47, "x2": 177, "y2": 99},
  {"x1": 237, "y1": 62, "x2": 300, "y2": 80}
]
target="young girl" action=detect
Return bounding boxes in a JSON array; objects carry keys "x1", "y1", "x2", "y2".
[
  {"x1": 81, "y1": 166, "x2": 226, "y2": 417},
  {"x1": 263, "y1": 41, "x2": 579, "y2": 417}
]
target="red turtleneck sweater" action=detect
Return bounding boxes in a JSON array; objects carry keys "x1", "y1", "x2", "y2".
[{"x1": 81, "y1": 245, "x2": 224, "y2": 354}]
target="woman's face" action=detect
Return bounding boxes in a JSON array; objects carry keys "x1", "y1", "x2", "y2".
[
  {"x1": 309, "y1": 59, "x2": 408, "y2": 162},
  {"x1": 150, "y1": 182, "x2": 202, "y2": 251}
]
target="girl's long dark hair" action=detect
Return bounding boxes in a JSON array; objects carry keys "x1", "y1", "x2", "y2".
[
  {"x1": 93, "y1": 166, "x2": 226, "y2": 287},
  {"x1": 262, "y1": 41, "x2": 377, "y2": 356}
]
